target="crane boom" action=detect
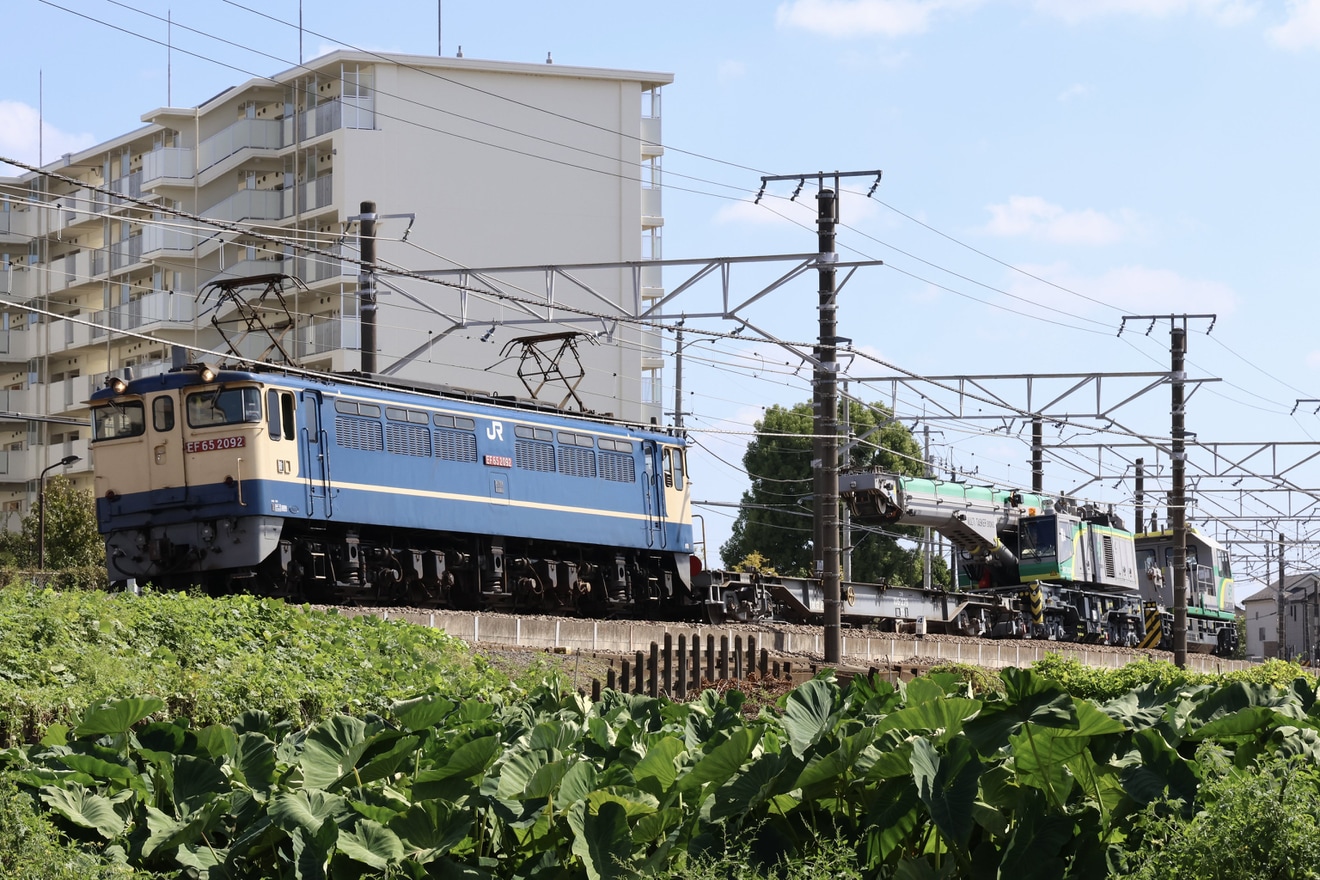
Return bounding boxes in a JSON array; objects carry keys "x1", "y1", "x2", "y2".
[{"x1": 839, "y1": 471, "x2": 1047, "y2": 565}]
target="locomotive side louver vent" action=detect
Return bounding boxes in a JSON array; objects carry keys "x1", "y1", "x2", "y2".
[
  {"x1": 1103, "y1": 534, "x2": 1116, "y2": 578},
  {"x1": 599, "y1": 452, "x2": 636, "y2": 483},
  {"x1": 386, "y1": 423, "x2": 431, "y2": 457},
  {"x1": 336, "y1": 416, "x2": 384, "y2": 451},
  {"x1": 435, "y1": 430, "x2": 477, "y2": 463},
  {"x1": 558, "y1": 446, "x2": 596, "y2": 478},
  {"x1": 516, "y1": 440, "x2": 555, "y2": 472}
]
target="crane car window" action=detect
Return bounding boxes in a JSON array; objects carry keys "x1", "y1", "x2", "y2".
[
  {"x1": 187, "y1": 387, "x2": 262, "y2": 428},
  {"x1": 92, "y1": 401, "x2": 146, "y2": 440}
]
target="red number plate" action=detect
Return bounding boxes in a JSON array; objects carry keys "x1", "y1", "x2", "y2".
[
  {"x1": 185, "y1": 436, "x2": 247, "y2": 453},
  {"x1": 484, "y1": 454, "x2": 512, "y2": 468}
]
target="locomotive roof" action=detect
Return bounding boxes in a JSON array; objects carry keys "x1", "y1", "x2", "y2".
[{"x1": 89, "y1": 363, "x2": 684, "y2": 439}]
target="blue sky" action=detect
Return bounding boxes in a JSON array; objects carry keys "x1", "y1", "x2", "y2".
[{"x1": 4, "y1": 0, "x2": 1320, "y2": 594}]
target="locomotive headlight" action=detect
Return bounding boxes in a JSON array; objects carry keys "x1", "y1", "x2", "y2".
[
  {"x1": 200, "y1": 523, "x2": 216, "y2": 543},
  {"x1": 134, "y1": 531, "x2": 149, "y2": 550}
]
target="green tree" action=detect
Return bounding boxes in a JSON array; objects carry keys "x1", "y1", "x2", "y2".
[
  {"x1": 719, "y1": 400, "x2": 949, "y2": 586},
  {"x1": 0, "y1": 476, "x2": 104, "y2": 577}
]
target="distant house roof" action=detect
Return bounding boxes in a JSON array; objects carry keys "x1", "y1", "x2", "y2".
[{"x1": 1244, "y1": 572, "x2": 1320, "y2": 605}]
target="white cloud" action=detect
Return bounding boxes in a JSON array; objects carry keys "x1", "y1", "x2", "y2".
[
  {"x1": 982, "y1": 196, "x2": 1136, "y2": 246},
  {"x1": 717, "y1": 60, "x2": 747, "y2": 84},
  {"x1": 0, "y1": 101, "x2": 98, "y2": 174},
  {"x1": 1033, "y1": 0, "x2": 1259, "y2": 25},
  {"x1": 1058, "y1": 83, "x2": 1090, "y2": 102},
  {"x1": 775, "y1": 0, "x2": 985, "y2": 38},
  {"x1": 1269, "y1": 0, "x2": 1320, "y2": 49}
]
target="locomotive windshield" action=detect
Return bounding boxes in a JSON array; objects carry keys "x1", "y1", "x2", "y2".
[
  {"x1": 91, "y1": 401, "x2": 146, "y2": 441},
  {"x1": 1019, "y1": 517, "x2": 1058, "y2": 560},
  {"x1": 187, "y1": 387, "x2": 262, "y2": 428}
]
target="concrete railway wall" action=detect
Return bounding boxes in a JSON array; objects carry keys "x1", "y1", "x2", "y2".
[{"x1": 358, "y1": 610, "x2": 1255, "y2": 675}]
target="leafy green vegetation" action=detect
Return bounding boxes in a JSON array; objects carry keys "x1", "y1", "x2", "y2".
[
  {"x1": 719, "y1": 399, "x2": 949, "y2": 586},
  {"x1": 3, "y1": 656, "x2": 1320, "y2": 878},
  {"x1": 0, "y1": 586, "x2": 510, "y2": 747},
  {"x1": 1031, "y1": 652, "x2": 1308, "y2": 702},
  {"x1": 0, "y1": 476, "x2": 107, "y2": 591}
]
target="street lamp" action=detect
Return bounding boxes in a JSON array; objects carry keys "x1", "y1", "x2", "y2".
[{"x1": 38, "y1": 454, "x2": 81, "y2": 571}]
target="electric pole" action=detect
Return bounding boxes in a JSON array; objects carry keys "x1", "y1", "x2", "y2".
[
  {"x1": 1119, "y1": 314, "x2": 1215, "y2": 669},
  {"x1": 757, "y1": 170, "x2": 881, "y2": 665},
  {"x1": 358, "y1": 201, "x2": 378, "y2": 375}
]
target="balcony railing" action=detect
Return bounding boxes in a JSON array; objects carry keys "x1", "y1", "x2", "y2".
[
  {"x1": 199, "y1": 119, "x2": 282, "y2": 173},
  {"x1": 49, "y1": 251, "x2": 92, "y2": 293},
  {"x1": 294, "y1": 314, "x2": 359, "y2": 358},
  {"x1": 142, "y1": 147, "x2": 196, "y2": 185},
  {"x1": 0, "y1": 267, "x2": 33, "y2": 300},
  {"x1": 284, "y1": 174, "x2": 334, "y2": 215},
  {"x1": 108, "y1": 171, "x2": 143, "y2": 207},
  {"x1": 0, "y1": 388, "x2": 36, "y2": 415},
  {"x1": 91, "y1": 290, "x2": 196, "y2": 339},
  {"x1": 110, "y1": 235, "x2": 144, "y2": 271},
  {"x1": 141, "y1": 225, "x2": 198, "y2": 258},
  {"x1": 202, "y1": 189, "x2": 284, "y2": 224}
]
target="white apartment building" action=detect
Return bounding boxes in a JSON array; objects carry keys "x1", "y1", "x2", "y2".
[{"x1": 0, "y1": 50, "x2": 672, "y2": 529}]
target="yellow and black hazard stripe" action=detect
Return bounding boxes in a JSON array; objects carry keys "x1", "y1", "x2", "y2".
[
  {"x1": 1139, "y1": 601, "x2": 1163, "y2": 650},
  {"x1": 1027, "y1": 582, "x2": 1044, "y2": 627}
]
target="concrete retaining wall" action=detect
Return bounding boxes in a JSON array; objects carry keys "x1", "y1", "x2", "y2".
[{"x1": 369, "y1": 610, "x2": 1255, "y2": 675}]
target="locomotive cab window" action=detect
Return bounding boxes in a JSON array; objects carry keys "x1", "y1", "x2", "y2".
[
  {"x1": 187, "y1": 387, "x2": 262, "y2": 428},
  {"x1": 663, "y1": 446, "x2": 684, "y2": 489},
  {"x1": 268, "y1": 390, "x2": 296, "y2": 440},
  {"x1": 92, "y1": 401, "x2": 146, "y2": 441},
  {"x1": 152, "y1": 396, "x2": 175, "y2": 432}
]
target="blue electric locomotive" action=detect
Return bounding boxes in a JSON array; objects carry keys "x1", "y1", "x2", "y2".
[{"x1": 89, "y1": 363, "x2": 695, "y2": 612}]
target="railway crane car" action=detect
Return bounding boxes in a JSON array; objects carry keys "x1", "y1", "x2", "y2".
[
  {"x1": 836, "y1": 470, "x2": 1238, "y2": 654},
  {"x1": 89, "y1": 363, "x2": 695, "y2": 613}
]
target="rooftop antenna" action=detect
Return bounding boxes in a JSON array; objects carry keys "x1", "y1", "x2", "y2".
[
  {"x1": 438, "y1": 0, "x2": 441, "y2": 55},
  {"x1": 167, "y1": 10, "x2": 172, "y2": 106},
  {"x1": 299, "y1": 0, "x2": 303, "y2": 64}
]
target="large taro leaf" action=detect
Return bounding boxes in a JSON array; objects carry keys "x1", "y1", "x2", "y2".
[
  {"x1": 1119, "y1": 727, "x2": 1198, "y2": 807},
  {"x1": 73, "y1": 697, "x2": 166, "y2": 738},
  {"x1": 298, "y1": 715, "x2": 371, "y2": 791},
  {"x1": 862, "y1": 778, "x2": 922, "y2": 866},
  {"x1": 338, "y1": 818, "x2": 406, "y2": 869},
  {"x1": 963, "y1": 668, "x2": 1076, "y2": 754},
  {"x1": 873, "y1": 697, "x2": 981, "y2": 744},
  {"x1": 1185, "y1": 681, "x2": 1304, "y2": 740},
  {"x1": 780, "y1": 676, "x2": 840, "y2": 755},
  {"x1": 892, "y1": 856, "x2": 960, "y2": 879},
  {"x1": 172, "y1": 753, "x2": 229, "y2": 817},
  {"x1": 496, "y1": 749, "x2": 568, "y2": 801},
  {"x1": 141, "y1": 797, "x2": 231, "y2": 858},
  {"x1": 556, "y1": 761, "x2": 600, "y2": 810},
  {"x1": 391, "y1": 695, "x2": 456, "y2": 732},
  {"x1": 194, "y1": 724, "x2": 239, "y2": 759},
  {"x1": 910, "y1": 736, "x2": 981, "y2": 853},
  {"x1": 903, "y1": 676, "x2": 951, "y2": 706},
  {"x1": 569, "y1": 799, "x2": 634, "y2": 880},
  {"x1": 230, "y1": 732, "x2": 277, "y2": 792},
  {"x1": 678, "y1": 727, "x2": 759, "y2": 794},
  {"x1": 389, "y1": 800, "x2": 472, "y2": 864},
  {"x1": 1101, "y1": 682, "x2": 1176, "y2": 732},
  {"x1": 710, "y1": 748, "x2": 793, "y2": 822},
  {"x1": 269, "y1": 789, "x2": 352, "y2": 837},
  {"x1": 992, "y1": 788, "x2": 1074, "y2": 880},
  {"x1": 631, "y1": 736, "x2": 686, "y2": 798},
  {"x1": 1010, "y1": 702, "x2": 1124, "y2": 807},
  {"x1": 39, "y1": 782, "x2": 130, "y2": 838},
  {"x1": 55, "y1": 752, "x2": 139, "y2": 788},
  {"x1": 290, "y1": 817, "x2": 339, "y2": 880},
  {"x1": 412, "y1": 735, "x2": 501, "y2": 801},
  {"x1": 529, "y1": 719, "x2": 582, "y2": 754},
  {"x1": 795, "y1": 727, "x2": 877, "y2": 796}
]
